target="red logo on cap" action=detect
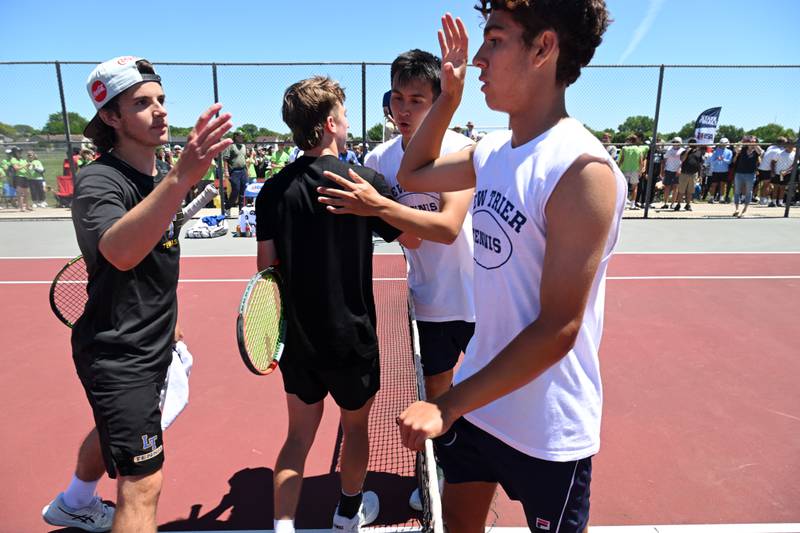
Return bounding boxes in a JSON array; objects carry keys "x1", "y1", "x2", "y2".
[
  {"x1": 91, "y1": 80, "x2": 107, "y2": 102},
  {"x1": 117, "y1": 56, "x2": 136, "y2": 65}
]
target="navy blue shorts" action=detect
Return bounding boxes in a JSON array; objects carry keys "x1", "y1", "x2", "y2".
[
  {"x1": 663, "y1": 170, "x2": 679, "y2": 186},
  {"x1": 417, "y1": 320, "x2": 474, "y2": 377},
  {"x1": 435, "y1": 417, "x2": 592, "y2": 532}
]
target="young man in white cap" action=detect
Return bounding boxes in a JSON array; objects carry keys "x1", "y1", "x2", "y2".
[
  {"x1": 41, "y1": 56, "x2": 232, "y2": 532},
  {"x1": 395, "y1": 3, "x2": 624, "y2": 531}
]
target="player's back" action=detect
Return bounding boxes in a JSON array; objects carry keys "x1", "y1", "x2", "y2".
[{"x1": 254, "y1": 154, "x2": 400, "y2": 367}]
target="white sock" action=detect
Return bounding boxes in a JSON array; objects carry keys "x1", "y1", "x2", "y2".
[
  {"x1": 274, "y1": 518, "x2": 295, "y2": 533},
  {"x1": 62, "y1": 474, "x2": 98, "y2": 509}
]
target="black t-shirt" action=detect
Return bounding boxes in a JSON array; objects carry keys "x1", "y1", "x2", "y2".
[
  {"x1": 255, "y1": 155, "x2": 402, "y2": 368},
  {"x1": 735, "y1": 149, "x2": 759, "y2": 174},
  {"x1": 682, "y1": 149, "x2": 704, "y2": 174},
  {"x1": 71, "y1": 153, "x2": 183, "y2": 387}
]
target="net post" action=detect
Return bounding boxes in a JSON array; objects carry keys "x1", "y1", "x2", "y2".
[
  {"x1": 643, "y1": 65, "x2": 665, "y2": 219},
  {"x1": 783, "y1": 131, "x2": 799, "y2": 218},
  {"x1": 361, "y1": 63, "x2": 367, "y2": 151},
  {"x1": 55, "y1": 61, "x2": 77, "y2": 178},
  {"x1": 212, "y1": 63, "x2": 225, "y2": 218}
]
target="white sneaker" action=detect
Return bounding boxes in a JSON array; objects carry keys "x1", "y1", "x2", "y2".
[
  {"x1": 331, "y1": 491, "x2": 379, "y2": 532},
  {"x1": 409, "y1": 467, "x2": 445, "y2": 511},
  {"x1": 42, "y1": 492, "x2": 114, "y2": 532}
]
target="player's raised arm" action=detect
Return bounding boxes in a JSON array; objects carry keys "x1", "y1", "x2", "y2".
[
  {"x1": 99, "y1": 104, "x2": 232, "y2": 270},
  {"x1": 397, "y1": 13, "x2": 476, "y2": 193}
]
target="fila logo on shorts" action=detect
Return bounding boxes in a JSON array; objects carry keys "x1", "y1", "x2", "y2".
[
  {"x1": 134, "y1": 434, "x2": 163, "y2": 463},
  {"x1": 535, "y1": 517, "x2": 551, "y2": 530}
]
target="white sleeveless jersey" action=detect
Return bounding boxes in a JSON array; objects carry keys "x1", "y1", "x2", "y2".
[
  {"x1": 365, "y1": 130, "x2": 475, "y2": 322},
  {"x1": 456, "y1": 118, "x2": 626, "y2": 461}
]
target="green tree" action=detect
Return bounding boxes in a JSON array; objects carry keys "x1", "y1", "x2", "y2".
[
  {"x1": 617, "y1": 115, "x2": 654, "y2": 137},
  {"x1": 674, "y1": 121, "x2": 696, "y2": 140},
  {"x1": 367, "y1": 123, "x2": 384, "y2": 142},
  {"x1": 0, "y1": 122, "x2": 17, "y2": 138},
  {"x1": 42, "y1": 112, "x2": 89, "y2": 135},
  {"x1": 238, "y1": 123, "x2": 259, "y2": 141},
  {"x1": 747, "y1": 123, "x2": 796, "y2": 143},
  {"x1": 13, "y1": 124, "x2": 38, "y2": 136}
]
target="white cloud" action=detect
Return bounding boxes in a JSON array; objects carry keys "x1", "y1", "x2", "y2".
[{"x1": 618, "y1": 0, "x2": 667, "y2": 64}]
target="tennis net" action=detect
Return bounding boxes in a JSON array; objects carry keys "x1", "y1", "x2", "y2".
[{"x1": 330, "y1": 277, "x2": 443, "y2": 532}]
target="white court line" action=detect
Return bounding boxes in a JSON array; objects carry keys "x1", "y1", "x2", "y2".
[
  {"x1": 0, "y1": 278, "x2": 409, "y2": 285},
  {"x1": 3, "y1": 275, "x2": 800, "y2": 286},
  {"x1": 2, "y1": 251, "x2": 799, "y2": 260},
  {"x1": 608, "y1": 275, "x2": 800, "y2": 281},
  {"x1": 172, "y1": 524, "x2": 800, "y2": 533}
]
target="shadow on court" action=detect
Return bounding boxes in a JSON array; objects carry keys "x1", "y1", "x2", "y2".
[{"x1": 153, "y1": 467, "x2": 419, "y2": 530}]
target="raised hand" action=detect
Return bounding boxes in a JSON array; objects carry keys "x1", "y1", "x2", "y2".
[
  {"x1": 174, "y1": 104, "x2": 233, "y2": 185},
  {"x1": 438, "y1": 13, "x2": 469, "y2": 101}
]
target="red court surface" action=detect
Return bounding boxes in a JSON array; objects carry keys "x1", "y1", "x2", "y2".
[{"x1": 0, "y1": 253, "x2": 798, "y2": 531}]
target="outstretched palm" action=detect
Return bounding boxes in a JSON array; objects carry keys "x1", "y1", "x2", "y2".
[{"x1": 438, "y1": 13, "x2": 469, "y2": 100}]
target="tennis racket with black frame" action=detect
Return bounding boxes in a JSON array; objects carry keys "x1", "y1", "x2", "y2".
[
  {"x1": 236, "y1": 267, "x2": 287, "y2": 375},
  {"x1": 49, "y1": 183, "x2": 219, "y2": 328},
  {"x1": 49, "y1": 255, "x2": 89, "y2": 328}
]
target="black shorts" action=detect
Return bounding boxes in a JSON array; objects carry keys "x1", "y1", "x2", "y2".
[
  {"x1": 417, "y1": 320, "x2": 474, "y2": 377},
  {"x1": 771, "y1": 174, "x2": 785, "y2": 185},
  {"x1": 279, "y1": 355, "x2": 379, "y2": 411},
  {"x1": 13, "y1": 176, "x2": 29, "y2": 189},
  {"x1": 84, "y1": 375, "x2": 166, "y2": 479},
  {"x1": 662, "y1": 170, "x2": 679, "y2": 186},
  {"x1": 711, "y1": 171, "x2": 728, "y2": 184},
  {"x1": 757, "y1": 169, "x2": 772, "y2": 182},
  {"x1": 435, "y1": 417, "x2": 592, "y2": 533}
]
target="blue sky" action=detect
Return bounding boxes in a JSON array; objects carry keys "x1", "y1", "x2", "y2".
[{"x1": 1, "y1": 0, "x2": 798, "y2": 138}]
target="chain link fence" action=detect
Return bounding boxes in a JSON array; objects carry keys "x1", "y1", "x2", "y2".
[{"x1": 0, "y1": 61, "x2": 797, "y2": 217}]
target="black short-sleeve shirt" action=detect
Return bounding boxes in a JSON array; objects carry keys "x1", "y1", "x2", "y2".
[
  {"x1": 255, "y1": 155, "x2": 402, "y2": 369},
  {"x1": 682, "y1": 150, "x2": 704, "y2": 174},
  {"x1": 71, "y1": 153, "x2": 183, "y2": 388}
]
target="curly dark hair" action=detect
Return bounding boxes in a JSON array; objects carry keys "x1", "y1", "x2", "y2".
[{"x1": 475, "y1": 0, "x2": 610, "y2": 86}]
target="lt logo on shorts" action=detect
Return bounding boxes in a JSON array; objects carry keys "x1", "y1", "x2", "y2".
[{"x1": 133, "y1": 434, "x2": 163, "y2": 463}]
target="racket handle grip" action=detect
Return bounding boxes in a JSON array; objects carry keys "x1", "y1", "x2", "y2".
[{"x1": 182, "y1": 183, "x2": 219, "y2": 218}]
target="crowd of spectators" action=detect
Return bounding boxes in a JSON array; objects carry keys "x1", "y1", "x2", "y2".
[
  {"x1": 3, "y1": 124, "x2": 795, "y2": 220},
  {"x1": 602, "y1": 133, "x2": 798, "y2": 216},
  {"x1": 1, "y1": 146, "x2": 47, "y2": 211}
]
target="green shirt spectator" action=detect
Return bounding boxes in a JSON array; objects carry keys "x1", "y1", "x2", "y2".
[
  {"x1": 29, "y1": 158, "x2": 45, "y2": 178},
  {"x1": 247, "y1": 155, "x2": 257, "y2": 179},
  {"x1": 618, "y1": 145, "x2": 643, "y2": 173},
  {"x1": 270, "y1": 147, "x2": 289, "y2": 170},
  {"x1": 202, "y1": 159, "x2": 217, "y2": 181},
  {"x1": 11, "y1": 157, "x2": 27, "y2": 177}
]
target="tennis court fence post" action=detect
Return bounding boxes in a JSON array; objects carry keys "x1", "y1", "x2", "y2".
[
  {"x1": 783, "y1": 129, "x2": 799, "y2": 218},
  {"x1": 54, "y1": 61, "x2": 77, "y2": 178},
  {"x1": 212, "y1": 62, "x2": 225, "y2": 218},
  {"x1": 643, "y1": 64, "x2": 665, "y2": 220},
  {"x1": 361, "y1": 63, "x2": 367, "y2": 150}
]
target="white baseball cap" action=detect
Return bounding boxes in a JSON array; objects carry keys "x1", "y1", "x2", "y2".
[
  {"x1": 84, "y1": 56, "x2": 161, "y2": 138},
  {"x1": 671, "y1": 136, "x2": 682, "y2": 144},
  {"x1": 719, "y1": 137, "x2": 730, "y2": 145}
]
